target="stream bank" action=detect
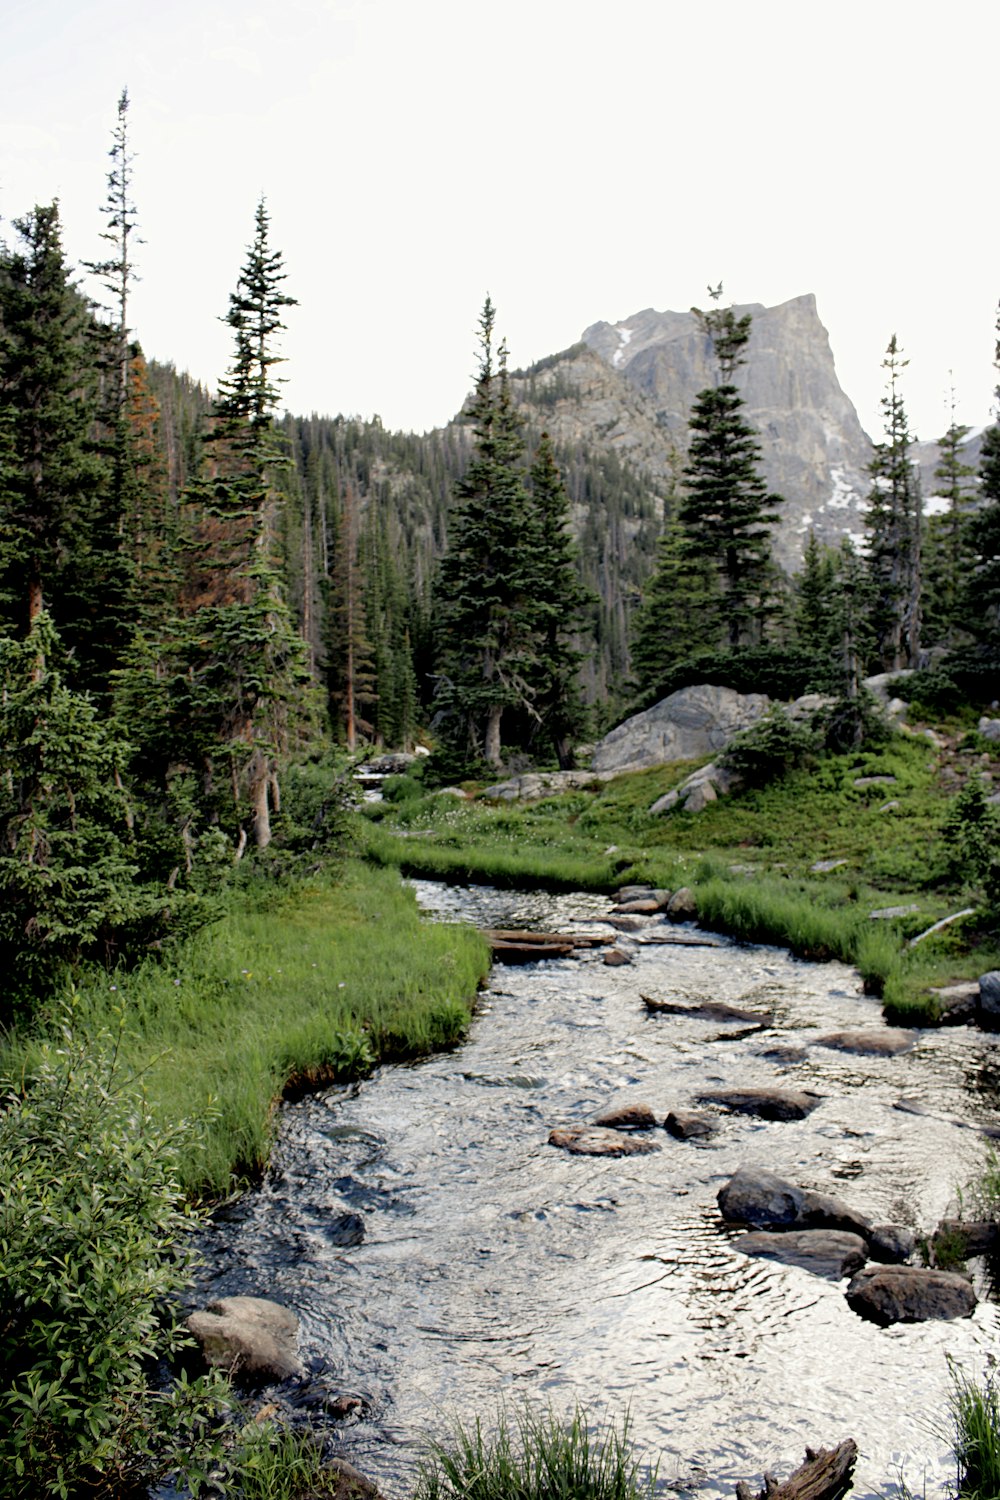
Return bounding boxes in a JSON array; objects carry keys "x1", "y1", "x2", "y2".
[{"x1": 194, "y1": 879, "x2": 1000, "y2": 1500}]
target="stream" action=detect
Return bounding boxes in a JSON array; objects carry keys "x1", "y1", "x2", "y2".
[{"x1": 195, "y1": 880, "x2": 1000, "y2": 1499}]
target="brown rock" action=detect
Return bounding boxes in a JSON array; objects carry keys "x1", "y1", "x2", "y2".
[
  {"x1": 603, "y1": 947, "x2": 633, "y2": 966},
  {"x1": 735, "y1": 1229, "x2": 868, "y2": 1279},
  {"x1": 697, "y1": 1087, "x2": 822, "y2": 1121},
  {"x1": 548, "y1": 1126, "x2": 661, "y2": 1156},
  {"x1": 845, "y1": 1265, "x2": 977, "y2": 1325},
  {"x1": 666, "y1": 887, "x2": 698, "y2": 920},
  {"x1": 815, "y1": 1029, "x2": 916, "y2": 1057},
  {"x1": 665, "y1": 1110, "x2": 717, "y2": 1140},
  {"x1": 592, "y1": 1102, "x2": 658, "y2": 1130}
]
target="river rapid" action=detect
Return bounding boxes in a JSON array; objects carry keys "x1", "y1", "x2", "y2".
[{"x1": 195, "y1": 880, "x2": 1000, "y2": 1500}]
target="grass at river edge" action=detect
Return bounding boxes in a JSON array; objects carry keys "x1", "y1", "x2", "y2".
[
  {"x1": 360, "y1": 728, "x2": 1000, "y2": 1025},
  {"x1": 0, "y1": 862, "x2": 490, "y2": 1198}
]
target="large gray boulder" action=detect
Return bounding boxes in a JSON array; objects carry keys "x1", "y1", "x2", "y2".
[
  {"x1": 845, "y1": 1265, "x2": 977, "y2": 1325},
  {"x1": 979, "y1": 971, "x2": 1000, "y2": 1022},
  {"x1": 591, "y1": 685, "x2": 771, "y2": 775},
  {"x1": 186, "y1": 1295, "x2": 304, "y2": 1382}
]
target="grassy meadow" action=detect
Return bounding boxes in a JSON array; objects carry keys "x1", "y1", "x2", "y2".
[
  {"x1": 361, "y1": 727, "x2": 1000, "y2": 1021},
  {"x1": 0, "y1": 863, "x2": 490, "y2": 1197}
]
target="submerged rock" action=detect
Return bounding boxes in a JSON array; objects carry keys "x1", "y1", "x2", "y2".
[
  {"x1": 735, "y1": 1228, "x2": 868, "y2": 1280},
  {"x1": 845, "y1": 1265, "x2": 977, "y2": 1325},
  {"x1": 814, "y1": 1029, "x2": 916, "y2": 1057},
  {"x1": 548, "y1": 1126, "x2": 661, "y2": 1157}
]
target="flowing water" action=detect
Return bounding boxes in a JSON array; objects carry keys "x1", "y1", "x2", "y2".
[{"x1": 196, "y1": 881, "x2": 1000, "y2": 1499}]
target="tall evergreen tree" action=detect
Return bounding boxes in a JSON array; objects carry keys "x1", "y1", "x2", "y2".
[
  {"x1": 922, "y1": 389, "x2": 976, "y2": 647},
  {"x1": 523, "y1": 432, "x2": 591, "y2": 765},
  {"x1": 865, "y1": 335, "x2": 922, "y2": 670},
  {"x1": 968, "y1": 305, "x2": 1000, "y2": 649},
  {"x1": 434, "y1": 299, "x2": 537, "y2": 769},
  {"x1": 631, "y1": 516, "x2": 717, "y2": 697},
  {"x1": 678, "y1": 290, "x2": 783, "y2": 650},
  {"x1": 0, "y1": 204, "x2": 103, "y2": 648}
]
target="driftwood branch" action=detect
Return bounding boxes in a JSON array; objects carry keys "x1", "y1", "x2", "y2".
[{"x1": 736, "y1": 1440, "x2": 858, "y2": 1500}]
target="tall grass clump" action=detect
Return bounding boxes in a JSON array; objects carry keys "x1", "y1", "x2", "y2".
[
  {"x1": 694, "y1": 877, "x2": 863, "y2": 962},
  {"x1": 229, "y1": 1421, "x2": 348, "y2": 1499},
  {"x1": 0, "y1": 864, "x2": 489, "y2": 1197},
  {"x1": 415, "y1": 1405, "x2": 657, "y2": 1500},
  {"x1": 947, "y1": 1360, "x2": 1000, "y2": 1500}
]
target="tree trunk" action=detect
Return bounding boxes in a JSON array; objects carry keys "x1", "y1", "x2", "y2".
[
  {"x1": 483, "y1": 705, "x2": 503, "y2": 770},
  {"x1": 735, "y1": 1439, "x2": 857, "y2": 1500},
  {"x1": 248, "y1": 749, "x2": 272, "y2": 849}
]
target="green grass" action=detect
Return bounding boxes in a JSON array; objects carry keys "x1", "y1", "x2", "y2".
[
  {"x1": 359, "y1": 731, "x2": 1000, "y2": 1023},
  {"x1": 229, "y1": 1421, "x2": 359, "y2": 1500},
  {"x1": 0, "y1": 863, "x2": 489, "y2": 1197},
  {"x1": 415, "y1": 1405, "x2": 657, "y2": 1500},
  {"x1": 947, "y1": 1362, "x2": 1000, "y2": 1500}
]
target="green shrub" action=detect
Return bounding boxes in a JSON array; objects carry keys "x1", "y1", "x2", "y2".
[
  {"x1": 415, "y1": 1405, "x2": 656, "y2": 1500},
  {"x1": 0, "y1": 1008, "x2": 229, "y2": 1497},
  {"x1": 719, "y1": 708, "x2": 818, "y2": 787},
  {"x1": 943, "y1": 779, "x2": 1000, "y2": 923}
]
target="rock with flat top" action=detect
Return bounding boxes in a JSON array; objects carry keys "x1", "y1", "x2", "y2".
[
  {"x1": 718, "y1": 1168, "x2": 872, "y2": 1240},
  {"x1": 735, "y1": 1229, "x2": 868, "y2": 1280},
  {"x1": 698, "y1": 1087, "x2": 822, "y2": 1121},
  {"x1": 548, "y1": 1126, "x2": 660, "y2": 1156},
  {"x1": 665, "y1": 1110, "x2": 716, "y2": 1140},
  {"x1": 592, "y1": 1101, "x2": 658, "y2": 1131},
  {"x1": 845, "y1": 1265, "x2": 976, "y2": 1325},
  {"x1": 815, "y1": 1029, "x2": 916, "y2": 1057}
]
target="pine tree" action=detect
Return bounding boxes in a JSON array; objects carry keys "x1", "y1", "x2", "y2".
[
  {"x1": 865, "y1": 335, "x2": 922, "y2": 670},
  {"x1": 0, "y1": 204, "x2": 103, "y2": 648},
  {"x1": 922, "y1": 389, "x2": 976, "y2": 647},
  {"x1": 631, "y1": 516, "x2": 717, "y2": 697},
  {"x1": 678, "y1": 291, "x2": 783, "y2": 651},
  {"x1": 434, "y1": 299, "x2": 537, "y2": 770},
  {"x1": 523, "y1": 433, "x2": 591, "y2": 765},
  {"x1": 968, "y1": 306, "x2": 1000, "y2": 649}
]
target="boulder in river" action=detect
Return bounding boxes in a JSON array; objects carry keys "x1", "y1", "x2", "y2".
[
  {"x1": 735, "y1": 1229, "x2": 868, "y2": 1280},
  {"x1": 718, "y1": 1168, "x2": 873, "y2": 1240},
  {"x1": 697, "y1": 1088, "x2": 822, "y2": 1121},
  {"x1": 845, "y1": 1265, "x2": 977, "y2": 1325},
  {"x1": 666, "y1": 887, "x2": 698, "y2": 920},
  {"x1": 979, "y1": 971, "x2": 1000, "y2": 1024},
  {"x1": 603, "y1": 947, "x2": 633, "y2": 966},
  {"x1": 548, "y1": 1126, "x2": 661, "y2": 1157},
  {"x1": 867, "y1": 1223, "x2": 916, "y2": 1263},
  {"x1": 186, "y1": 1295, "x2": 305, "y2": 1382},
  {"x1": 665, "y1": 1109, "x2": 717, "y2": 1140},
  {"x1": 814, "y1": 1029, "x2": 916, "y2": 1057},
  {"x1": 592, "y1": 1101, "x2": 659, "y2": 1130}
]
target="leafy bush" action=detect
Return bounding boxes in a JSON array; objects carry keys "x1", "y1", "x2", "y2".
[
  {"x1": 719, "y1": 707, "x2": 818, "y2": 787},
  {"x1": 942, "y1": 779, "x2": 1000, "y2": 923},
  {"x1": 814, "y1": 690, "x2": 893, "y2": 753},
  {"x1": 0, "y1": 1009, "x2": 229, "y2": 1497},
  {"x1": 415, "y1": 1404, "x2": 656, "y2": 1500}
]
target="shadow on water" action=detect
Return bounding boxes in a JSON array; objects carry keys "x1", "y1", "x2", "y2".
[{"x1": 193, "y1": 880, "x2": 1000, "y2": 1500}]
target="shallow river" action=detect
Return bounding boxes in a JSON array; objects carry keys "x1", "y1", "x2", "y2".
[{"x1": 196, "y1": 881, "x2": 1000, "y2": 1499}]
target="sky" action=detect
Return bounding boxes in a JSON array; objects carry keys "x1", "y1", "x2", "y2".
[{"x1": 2, "y1": 0, "x2": 997, "y2": 442}]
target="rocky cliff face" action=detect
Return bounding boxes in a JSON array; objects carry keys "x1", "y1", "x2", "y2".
[{"x1": 512, "y1": 294, "x2": 874, "y2": 572}]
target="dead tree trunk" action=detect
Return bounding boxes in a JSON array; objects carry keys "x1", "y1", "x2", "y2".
[{"x1": 735, "y1": 1440, "x2": 858, "y2": 1500}]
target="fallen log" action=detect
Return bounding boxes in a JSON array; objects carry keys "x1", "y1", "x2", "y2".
[
  {"x1": 489, "y1": 939, "x2": 574, "y2": 964},
  {"x1": 642, "y1": 994, "x2": 771, "y2": 1023},
  {"x1": 735, "y1": 1439, "x2": 857, "y2": 1500},
  {"x1": 485, "y1": 928, "x2": 608, "y2": 948}
]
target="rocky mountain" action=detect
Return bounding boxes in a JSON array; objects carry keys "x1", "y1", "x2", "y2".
[{"x1": 510, "y1": 293, "x2": 876, "y2": 572}]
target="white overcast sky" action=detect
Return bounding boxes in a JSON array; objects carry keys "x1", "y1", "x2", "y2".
[{"x1": 2, "y1": 0, "x2": 997, "y2": 442}]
